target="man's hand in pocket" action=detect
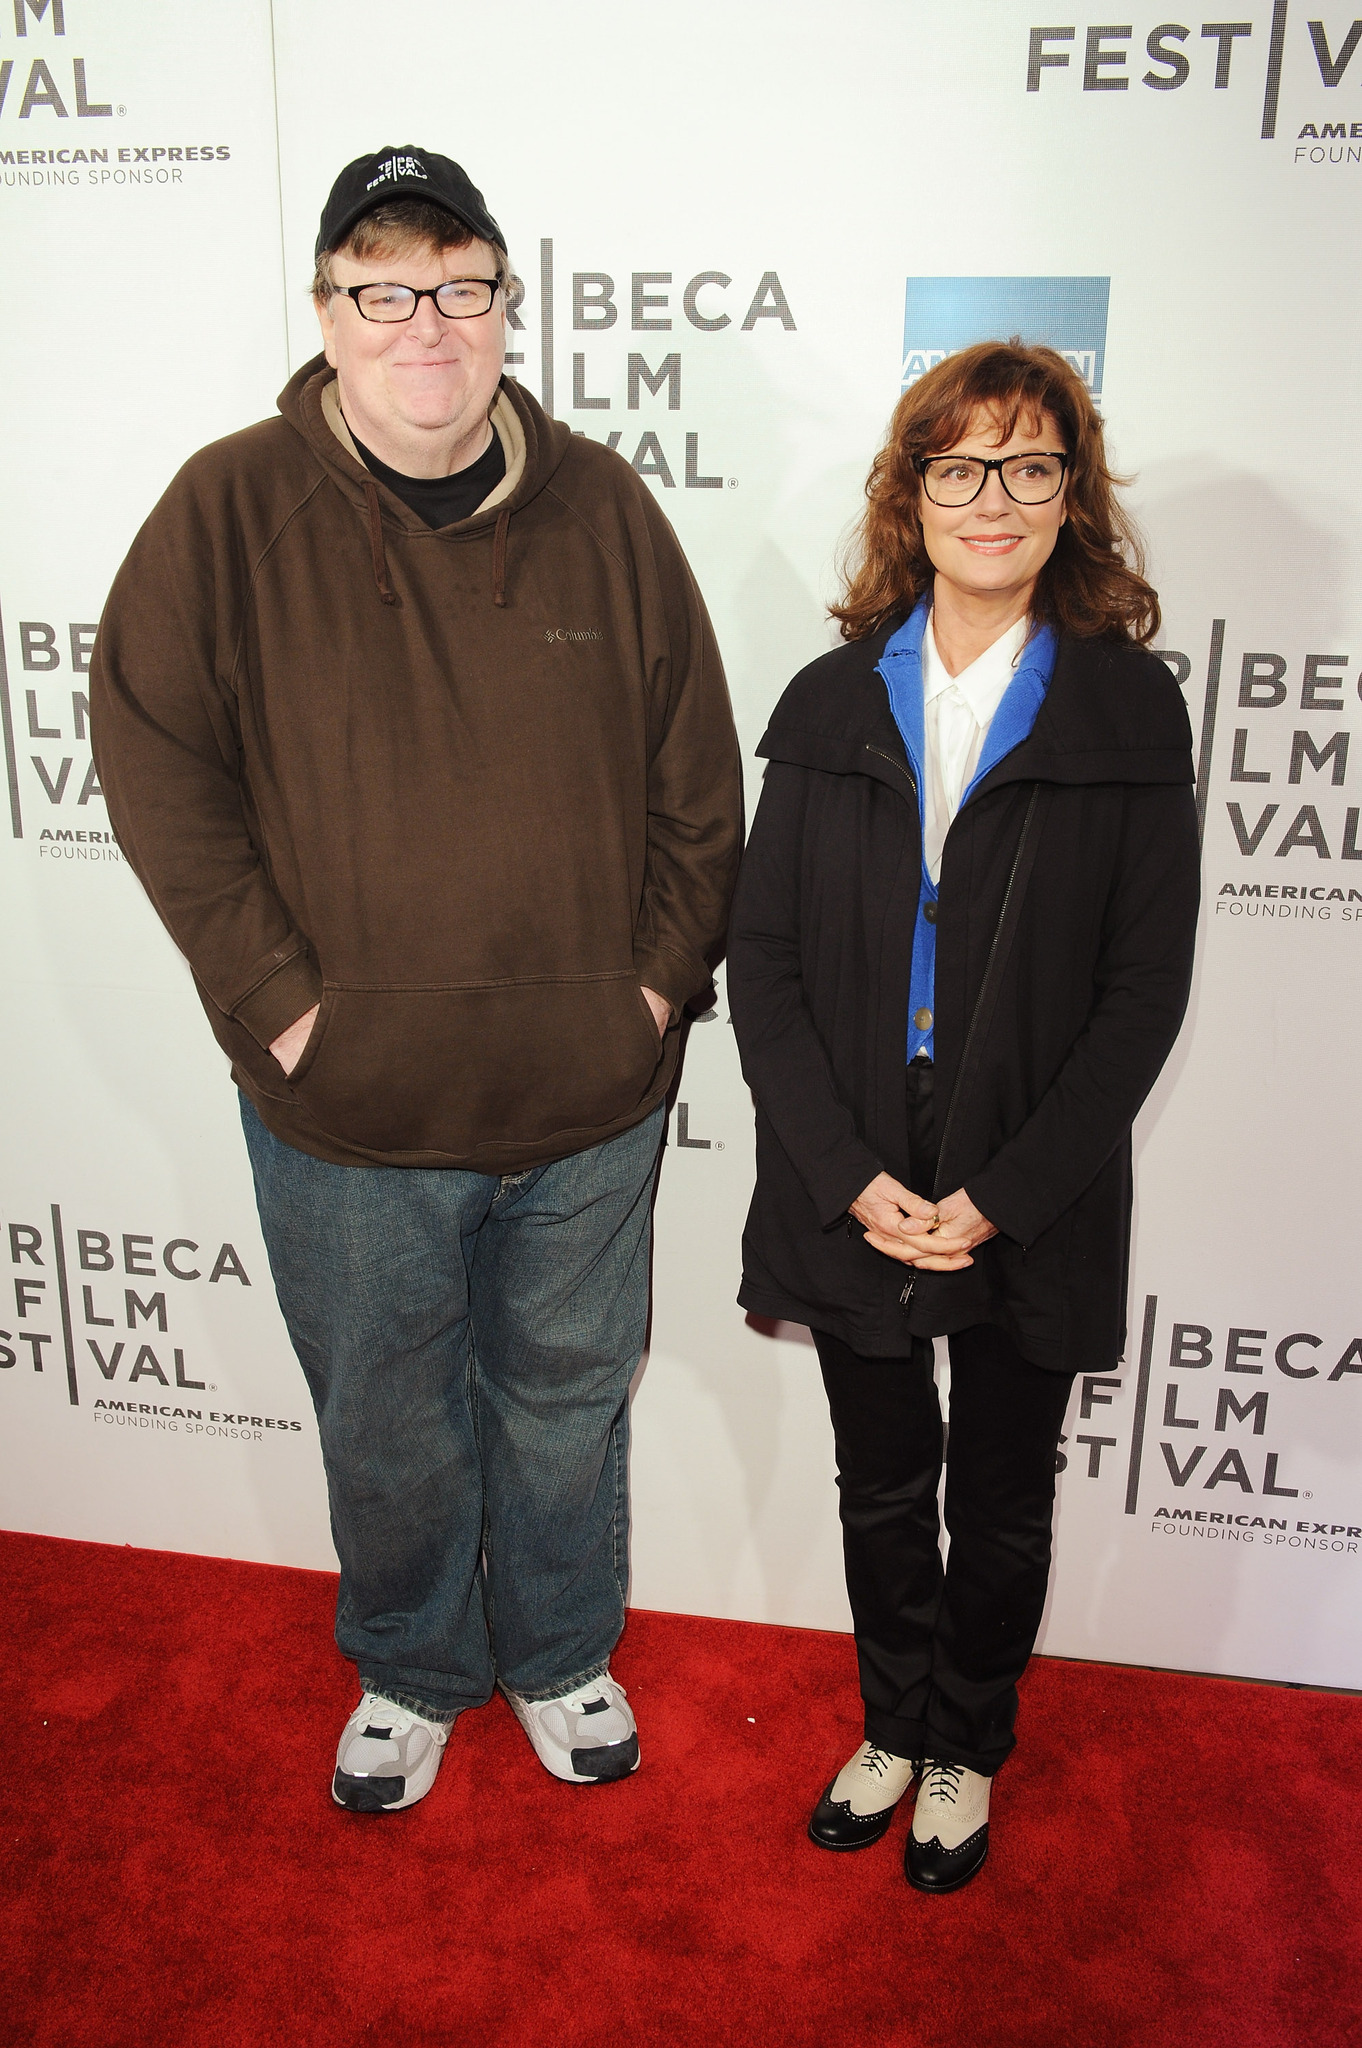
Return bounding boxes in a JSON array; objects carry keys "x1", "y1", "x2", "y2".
[
  {"x1": 269, "y1": 1005, "x2": 320, "y2": 1077},
  {"x1": 640, "y1": 986, "x2": 672, "y2": 1038}
]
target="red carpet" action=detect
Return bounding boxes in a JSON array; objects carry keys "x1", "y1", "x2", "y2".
[{"x1": 1, "y1": 1532, "x2": 1358, "y2": 2048}]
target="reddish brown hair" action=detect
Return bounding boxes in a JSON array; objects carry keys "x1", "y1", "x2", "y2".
[{"x1": 832, "y1": 340, "x2": 1160, "y2": 645}]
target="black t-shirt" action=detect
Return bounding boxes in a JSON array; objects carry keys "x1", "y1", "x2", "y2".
[{"x1": 351, "y1": 426, "x2": 507, "y2": 530}]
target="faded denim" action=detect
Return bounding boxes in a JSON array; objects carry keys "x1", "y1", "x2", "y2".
[{"x1": 241, "y1": 1096, "x2": 664, "y2": 1720}]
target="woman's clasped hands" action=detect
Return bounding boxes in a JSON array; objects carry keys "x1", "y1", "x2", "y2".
[{"x1": 849, "y1": 1172, "x2": 997, "y2": 1272}]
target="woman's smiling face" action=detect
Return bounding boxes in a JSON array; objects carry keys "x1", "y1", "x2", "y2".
[{"x1": 917, "y1": 407, "x2": 1069, "y2": 614}]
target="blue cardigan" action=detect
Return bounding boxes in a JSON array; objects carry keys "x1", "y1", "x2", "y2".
[{"x1": 877, "y1": 598, "x2": 1058, "y2": 1060}]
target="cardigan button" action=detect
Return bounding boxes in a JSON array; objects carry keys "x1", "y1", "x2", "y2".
[
  {"x1": 913, "y1": 1007, "x2": 933, "y2": 1031},
  {"x1": 923, "y1": 901, "x2": 938, "y2": 923}
]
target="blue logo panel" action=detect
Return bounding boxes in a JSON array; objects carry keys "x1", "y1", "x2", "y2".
[{"x1": 901, "y1": 277, "x2": 1111, "y2": 398}]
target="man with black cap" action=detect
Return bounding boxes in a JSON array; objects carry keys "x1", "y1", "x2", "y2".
[{"x1": 91, "y1": 148, "x2": 742, "y2": 1812}]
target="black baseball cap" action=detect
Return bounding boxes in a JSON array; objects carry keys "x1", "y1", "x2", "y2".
[{"x1": 315, "y1": 145, "x2": 506, "y2": 260}]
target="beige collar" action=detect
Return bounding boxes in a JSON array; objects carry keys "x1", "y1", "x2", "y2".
[
  {"x1": 320, "y1": 376, "x2": 360, "y2": 460},
  {"x1": 480, "y1": 391, "x2": 526, "y2": 510}
]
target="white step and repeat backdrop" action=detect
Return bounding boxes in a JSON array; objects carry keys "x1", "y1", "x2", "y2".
[{"x1": 3, "y1": 0, "x2": 1360, "y2": 1688}]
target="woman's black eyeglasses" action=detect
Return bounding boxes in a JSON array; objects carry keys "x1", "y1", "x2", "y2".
[{"x1": 916, "y1": 452, "x2": 1069, "y2": 507}]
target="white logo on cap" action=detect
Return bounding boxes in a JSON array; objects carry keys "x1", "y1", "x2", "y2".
[{"x1": 365, "y1": 153, "x2": 429, "y2": 192}]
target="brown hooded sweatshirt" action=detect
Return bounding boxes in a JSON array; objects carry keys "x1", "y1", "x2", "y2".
[{"x1": 91, "y1": 359, "x2": 743, "y2": 1173}]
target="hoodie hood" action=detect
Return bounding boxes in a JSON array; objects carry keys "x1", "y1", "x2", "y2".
[{"x1": 278, "y1": 353, "x2": 573, "y2": 536}]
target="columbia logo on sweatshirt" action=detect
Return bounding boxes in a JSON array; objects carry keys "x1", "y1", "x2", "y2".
[{"x1": 544, "y1": 627, "x2": 604, "y2": 643}]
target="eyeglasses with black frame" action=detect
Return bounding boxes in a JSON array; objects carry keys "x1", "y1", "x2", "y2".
[
  {"x1": 333, "y1": 278, "x2": 502, "y2": 323},
  {"x1": 915, "y1": 451, "x2": 1069, "y2": 507}
]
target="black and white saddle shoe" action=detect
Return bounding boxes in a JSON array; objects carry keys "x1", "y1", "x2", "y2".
[
  {"x1": 904, "y1": 1759, "x2": 991, "y2": 1892},
  {"x1": 808, "y1": 1741, "x2": 919, "y2": 1851}
]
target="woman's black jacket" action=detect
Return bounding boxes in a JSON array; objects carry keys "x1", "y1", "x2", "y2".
[{"x1": 727, "y1": 621, "x2": 1201, "y2": 1374}]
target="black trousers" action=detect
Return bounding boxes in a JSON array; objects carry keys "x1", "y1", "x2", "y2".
[{"x1": 812, "y1": 1060, "x2": 1075, "y2": 1776}]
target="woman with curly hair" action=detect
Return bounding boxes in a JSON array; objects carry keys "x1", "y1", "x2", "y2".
[{"x1": 727, "y1": 342, "x2": 1200, "y2": 1892}]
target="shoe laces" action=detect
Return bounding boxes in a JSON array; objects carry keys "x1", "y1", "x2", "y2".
[
  {"x1": 862, "y1": 1745, "x2": 898, "y2": 1781},
  {"x1": 923, "y1": 1760, "x2": 965, "y2": 1805},
  {"x1": 357, "y1": 1692, "x2": 430, "y2": 1738},
  {"x1": 555, "y1": 1674, "x2": 625, "y2": 1713}
]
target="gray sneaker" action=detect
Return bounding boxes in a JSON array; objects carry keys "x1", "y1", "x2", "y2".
[
  {"x1": 502, "y1": 1672, "x2": 639, "y2": 1784},
  {"x1": 332, "y1": 1692, "x2": 449, "y2": 1813}
]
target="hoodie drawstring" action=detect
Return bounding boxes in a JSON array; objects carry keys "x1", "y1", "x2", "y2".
[
  {"x1": 362, "y1": 478, "x2": 397, "y2": 607},
  {"x1": 363, "y1": 475, "x2": 508, "y2": 610},
  {"x1": 492, "y1": 507, "x2": 509, "y2": 608}
]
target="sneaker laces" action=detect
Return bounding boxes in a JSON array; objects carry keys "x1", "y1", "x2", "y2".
[
  {"x1": 550, "y1": 1675, "x2": 626, "y2": 1713},
  {"x1": 357, "y1": 1693, "x2": 436, "y2": 1738},
  {"x1": 923, "y1": 1760, "x2": 964, "y2": 1806}
]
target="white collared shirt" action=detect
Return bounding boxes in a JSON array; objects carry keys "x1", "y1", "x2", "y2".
[{"x1": 920, "y1": 611, "x2": 1029, "y2": 884}]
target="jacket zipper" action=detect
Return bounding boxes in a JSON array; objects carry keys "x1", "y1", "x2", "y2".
[
  {"x1": 897, "y1": 783, "x2": 1047, "y2": 1312},
  {"x1": 906, "y1": 786, "x2": 1045, "y2": 1315},
  {"x1": 863, "y1": 744, "x2": 919, "y2": 1310},
  {"x1": 931, "y1": 786, "x2": 1042, "y2": 1183},
  {"x1": 863, "y1": 742, "x2": 916, "y2": 795}
]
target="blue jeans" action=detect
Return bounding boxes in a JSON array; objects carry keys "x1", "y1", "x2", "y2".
[{"x1": 240, "y1": 1096, "x2": 664, "y2": 1722}]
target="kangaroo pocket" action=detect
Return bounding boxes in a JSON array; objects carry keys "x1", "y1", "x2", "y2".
[{"x1": 287, "y1": 973, "x2": 665, "y2": 1157}]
